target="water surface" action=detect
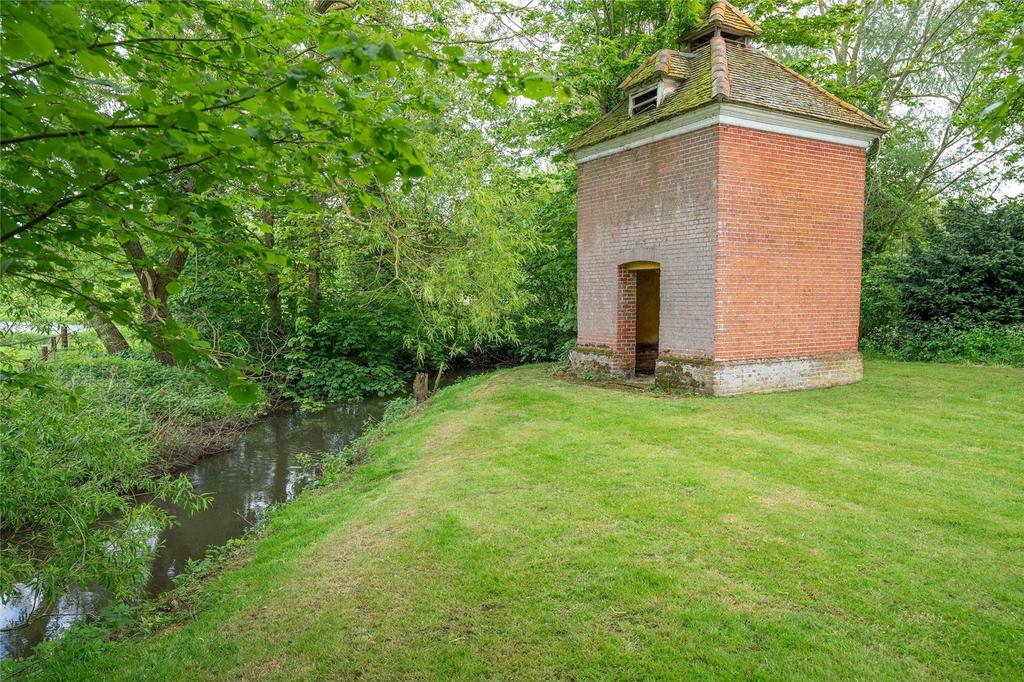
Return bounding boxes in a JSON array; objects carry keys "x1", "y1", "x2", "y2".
[{"x1": 0, "y1": 399, "x2": 386, "y2": 660}]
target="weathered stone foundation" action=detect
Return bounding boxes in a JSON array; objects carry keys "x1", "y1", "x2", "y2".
[
  {"x1": 653, "y1": 355, "x2": 715, "y2": 394},
  {"x1": 654, "y1": 352, "x2": 863, "y2": 396},
  {"x1": 567, "y1": 346, "x2": 616, "y2": 377}
]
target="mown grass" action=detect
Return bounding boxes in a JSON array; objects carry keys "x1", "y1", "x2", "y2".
[{"x1": 30, "y1": 361, "x2": 1024, "y2": 680}]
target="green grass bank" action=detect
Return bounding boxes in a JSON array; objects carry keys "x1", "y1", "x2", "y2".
[{"x1": 29, "y1": 361, "x2": 1024, "y2": 680}]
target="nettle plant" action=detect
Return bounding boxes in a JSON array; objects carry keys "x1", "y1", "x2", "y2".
[{"x1": 0, "y1": 0, "x2": 551, "y2": 397}]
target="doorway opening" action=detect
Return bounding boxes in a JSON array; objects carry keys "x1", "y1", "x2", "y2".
[
  {"x1": 634, "y1": 267, "x2": 660, "y2": 375},
  {"x1": 616, "y1": 261, "x2": 660, "y2": 377}
]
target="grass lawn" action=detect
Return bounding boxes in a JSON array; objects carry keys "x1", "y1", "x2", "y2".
[{"x1": 33, "y1": 361, "x2": 1024, "y2": 680}]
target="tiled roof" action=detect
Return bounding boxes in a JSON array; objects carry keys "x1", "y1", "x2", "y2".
[
  {"x1": 568, "y1": 41, "x2": 887, "y2": 153},
  {"x1": 726, "y1": 44, "x2": 885, "y2": 132},
  {"x1": 681, "y1": 0, "x2": 762, "y2": 42},
  {"x1": 618, "y1": 49, "x2": 690, "y2": 91},
  {"x1": 570, "y1": 45, "x2": 714, "y2": 152}
]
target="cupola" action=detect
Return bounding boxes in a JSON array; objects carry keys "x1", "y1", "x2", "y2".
[{"x1": 679, "y1": 0, "x2": 763, "y2": 47}]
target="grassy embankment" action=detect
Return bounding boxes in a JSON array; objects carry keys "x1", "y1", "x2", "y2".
[{"x1": 29, "y1": 361, "x2": 1024, "y2": 680}]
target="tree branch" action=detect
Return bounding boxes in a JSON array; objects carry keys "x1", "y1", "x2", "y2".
[{"x1": 4, "y1": 35, "x2": 249, "y2": 80}]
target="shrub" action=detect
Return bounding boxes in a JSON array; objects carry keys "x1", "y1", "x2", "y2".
[
  {"x1": 862, "y1": 324, "x2": 1024, "y2": 366},
  {"x1": 894, "y1": 201, "x2": 1023, "y2": 329},
  {"x1": 861, "y1": 199, "x2": 1024, "y2": 366},
  {"x1": 279, "y1": 300, "x2": 426, "y2": 404}
]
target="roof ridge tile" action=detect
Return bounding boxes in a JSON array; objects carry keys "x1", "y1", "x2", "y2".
[
  {"x1": 711, "y1": 34, "x2": 731, "y2": 98},
  {"x1": 682, "y1": 0, "x2": 762, "y2": 43}
]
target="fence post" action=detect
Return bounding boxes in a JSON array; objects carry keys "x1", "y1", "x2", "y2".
[
  {"x1": 41, "y1": 346, "x2": 49, "y2": 361},
  {"x1": 50, "y1": 336, "x2": 58, "y2": 354},
  {"x1": 61, "y1": 325, "x2": 69, "y2": 349}
]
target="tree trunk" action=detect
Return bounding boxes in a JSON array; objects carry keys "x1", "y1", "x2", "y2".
[
  {"x1": 88, "y1": 307, "x2": 130, "y2": 354},
  {"x1": 413, "y1": 372, "x2": 429, "y2": 403},
  {"x1": 122, "y1": 239, "x2": 188, "y2": 365},
  {"x1": 263, "y1": 229, "x2": 284, "y2": 337}
]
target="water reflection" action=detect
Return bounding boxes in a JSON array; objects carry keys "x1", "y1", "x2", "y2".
[{"x1": 0, "y1": 399, "x2": 386, "y2": 660}]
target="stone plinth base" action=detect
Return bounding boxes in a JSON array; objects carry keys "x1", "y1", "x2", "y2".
[
  {"x1": 656, "y1": 352, "x2": 863, "y2": 396},
  {"x1": 569, "y1": 347, "x2": 863, "y2": 396},
  {"x1": 567, "y1": 346, "x2": 617, "y2": 376}
]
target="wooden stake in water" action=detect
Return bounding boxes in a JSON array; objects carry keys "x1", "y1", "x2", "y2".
[
  {"x1": 41, "y1": 346, "x2": 49, "y2": 361},
  {"x1": 61, "y1": 325, "x2": 69, "y2": 349},
  {"x1": 50, "y1": 336, "x2": 57, "y2": 353}
]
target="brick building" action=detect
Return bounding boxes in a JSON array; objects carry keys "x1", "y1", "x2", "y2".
[{"x1": 567, "y1": 1, "x2": 887, "y2": 396}]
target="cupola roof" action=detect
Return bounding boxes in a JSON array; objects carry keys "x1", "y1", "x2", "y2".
[{"x1": 680, "y1": 0, "x2": 762, "y2": 43}]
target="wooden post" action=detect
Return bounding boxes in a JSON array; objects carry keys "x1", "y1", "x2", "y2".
[
  {"x1": 413, "y1": 372, "x2": 429, "y2": 403},
  {"x1": 50, "y1": 336, "x2": 58, "y2": 353},
  {"x1": 41, "y1": 346, "x2": 49, "y2": 361},
  {"x1": 60, "y1": 325, "x2": 69, "y2": 349}
]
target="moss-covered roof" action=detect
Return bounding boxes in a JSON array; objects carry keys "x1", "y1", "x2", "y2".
[
  {"x1": 725, "y1": 45, "x2": 885, "y2": 131},
  {"x1": 570, "y1": 46, "x2": 714, "y2": 153},
  {"x1": 618, "y1": 49, "x2": 690, "y2": 91},
  {"x1": 568, "y1": 41, "x2": 887, "y2": 153},
  {"x1": 568, "y1": 0, "x2": 886, "y2": 154}
]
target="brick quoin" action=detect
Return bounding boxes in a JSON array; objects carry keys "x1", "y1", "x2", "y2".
[{"x1": 614, "y1": 266, "x2": 638, "y2": 374}]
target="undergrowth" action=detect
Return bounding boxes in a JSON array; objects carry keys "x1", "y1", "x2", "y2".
[{"x1": 0, "y1": 353, "x2": 265, "y2": 630}]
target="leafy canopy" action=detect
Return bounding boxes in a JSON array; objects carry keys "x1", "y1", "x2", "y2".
[{"x1": 0, "y1": 0, "x2": 542, "y2": 391}]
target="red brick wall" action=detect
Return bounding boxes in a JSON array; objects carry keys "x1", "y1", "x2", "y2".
[
  {"x1": 576, "y1": 127, "x2": 718, "y2": 359},
  {"x1": 614, "y1": 265, "x2": 637, "y2": 373},
  {"x1": 714, "y1": 125, "x2": 866, "y2": 360}
]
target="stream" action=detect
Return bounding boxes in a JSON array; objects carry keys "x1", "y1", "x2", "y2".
[{"x1": 0, "y1": 397, "x2": 391, "y2": 660}]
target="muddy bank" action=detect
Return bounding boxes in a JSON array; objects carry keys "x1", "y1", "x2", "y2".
[{"x1": 154, "y1": 413, "x2": 264, "y2": 474}]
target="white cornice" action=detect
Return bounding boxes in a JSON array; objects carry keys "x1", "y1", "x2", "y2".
[
  {"x1": 572, "y1": 104, "x2": 721, "y2": 163},
  {"x1": 717, "y1": 103, "x2": 882, "y2": 148},
  {"x1": 572, "y1": 102, "x2": 883, "y2": 163}
]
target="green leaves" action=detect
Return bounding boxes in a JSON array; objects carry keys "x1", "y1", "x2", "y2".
[
  {"x1": 522, "y1": 74, "x2": 555, "y2": 100},
  {"x1": 1, "y1": 0, "x2": 563, "y2": 405},
  {"x1": 1, "y1": 354, "x2": 265, "y2": 607},
  {"x1": 77, "y1": 49, "x2": 110, "y2": 75},
  {"x1": 490, "y1": 85, "x2": 512, "y2": 106},
  {"x1": 8, "y1": 19, "x2": 55, "y2": 58}
]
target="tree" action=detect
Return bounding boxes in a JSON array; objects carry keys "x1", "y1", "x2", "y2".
[
  {"x1": 895, "y1": 200, "x2": 1024, "y2": 329},
  {"x1": 1, "y1": 0, "x2": 538, "y2": 384},
  {"x1": 971, "y1": 1, "x2": 1024, "y2": 144},
  {"x1": 87, "y1": 307, "x2": 130, "y2": 355}
]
